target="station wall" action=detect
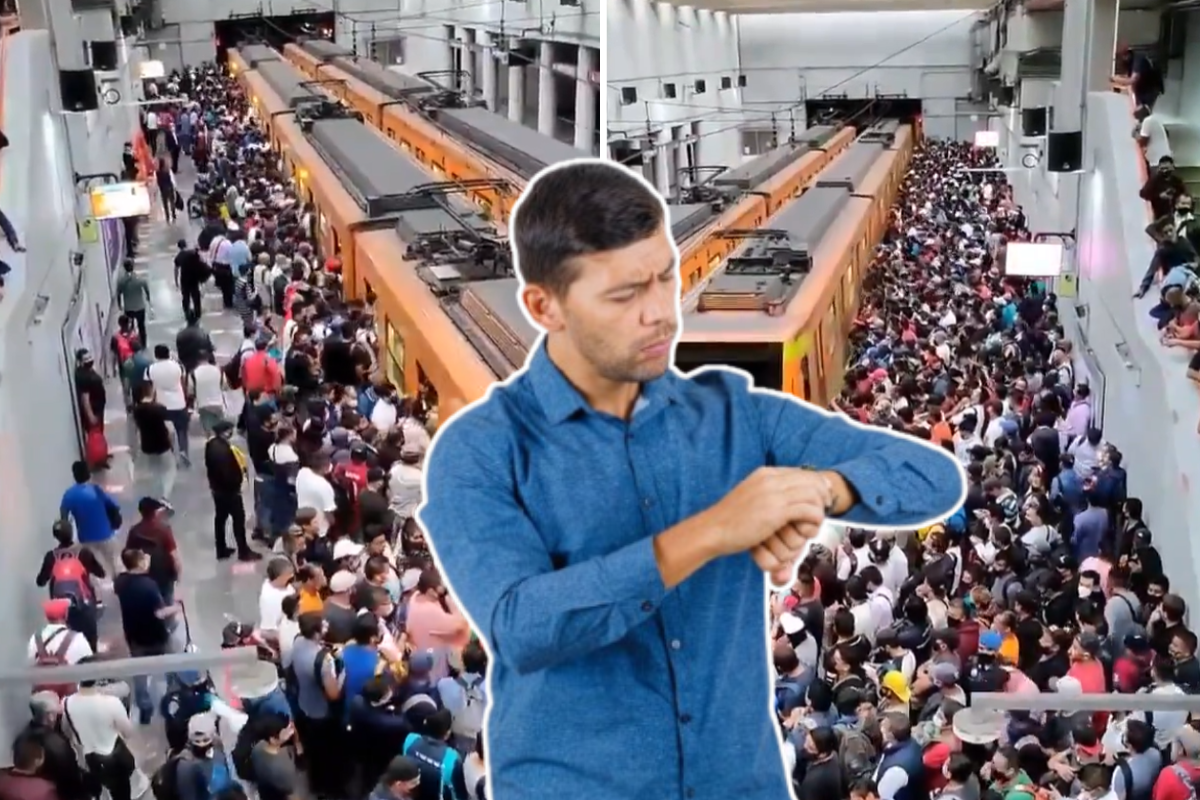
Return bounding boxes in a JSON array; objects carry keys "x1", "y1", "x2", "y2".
[
  {"x1": 607, "y1": 0, "x2": 745, "y2": 175},
  {"x1": 0, "y1": 29, "x2": 103, "y2": 738},
  {"x1": 737, "y1": 10, "x2": 981, "y2": 140},
  {"x1": 1005, "y1": 92, "x2": 1200, "y2": 608}
]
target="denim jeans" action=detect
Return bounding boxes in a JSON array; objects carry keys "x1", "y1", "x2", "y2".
[{"x1": 166, "y1": 408, "x2": 191, "y2": 460}]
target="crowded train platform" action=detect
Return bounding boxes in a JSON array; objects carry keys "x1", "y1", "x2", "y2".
[{"x1": 10, "y1": 59, "x2": 1199, "y2": 800}]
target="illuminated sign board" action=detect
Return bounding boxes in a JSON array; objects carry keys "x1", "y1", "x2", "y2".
[
  {"x1": 1005, "y1": 242, "x2": 1064, "y2": 277},
  {"x1": 89, "y1": 182, "x2": 152, "y2": 220}
]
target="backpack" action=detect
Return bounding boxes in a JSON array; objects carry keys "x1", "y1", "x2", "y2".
[
  {"x1": 32, "y1": 627, "x2": 78, "y2": 697},
  {"x1": 1168, "y1": 764, "x2": 1200, "y2": 800},
  {"x1": 774, "y1": 677, "x2": 805, "y2": 718},
  {"x1": 151, "y1": 752, "x2": 182, "y2": 800},
  {"x1": 451, "y1": 675, "x2": 487, "y2": 741},
  {"x1": 833, "y1": 723, "x2": 876, "y2": 786},
  {"x1": 49, "y1": 550, "x2": 94, "y2": 608},
  {"x1": 160, "y1": 686, "x2": 211, "y2": 752},
  {"x1": 222, "y1": 349, "x2": 244, "y2": 391},
  {"x1": 231, "y1": 720, "x2": 263, "y2": 783},
  {"x1": 272, "y1": 273, "x2": 288, "y2": 315}
]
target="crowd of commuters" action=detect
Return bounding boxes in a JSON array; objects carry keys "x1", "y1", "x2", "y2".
[
  {"x1": 7, "y1": 56, "x2": 1193, "y2": 800},
  {"x1": 766, "y1": 139, "x2": 1195, "y2": 800},
  {"x1": 24, "y1": 61, "x2": 486, "y2": 800}
]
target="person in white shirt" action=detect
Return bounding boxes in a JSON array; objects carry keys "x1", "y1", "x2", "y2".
[
  {"x1": 953, "y1": 416, "x2": 984, "y2": 466},
  {"x1": 846, "y1": 575, "x2": 881, "y2": 645},
  {"x1": 28, "y1": 601, "x2": 94, "y2": 666},
  {"x1": 147, "y1": 345, "x2": 192, "y2": 463},
  {"x1": 258, "y1": 557, "x2": 296, "y2": 642},
  {"x1": 398, "y1": 411, "x2": 432, "y2": 461},
  {"x1": 61, "y1": 678, "x2": 137, "y2": 794},
  {"x1": 369, "y1": 385, "x2": 400, "y2": 436},
  {"x1": 1136, "y1": 107, "x2": 1173, "y2": 169},
  {"x1": 190, "y1": 356, "x2": 227, "y2": 436},
  {"x1": 295, "y1": 454, "x2": 337, "y2": 536},
  {"x1": 388, "y1": 451, "x2": 423, "y2": 523}
]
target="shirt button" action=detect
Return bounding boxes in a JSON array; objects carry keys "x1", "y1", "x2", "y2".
[
  {"x1": 641, "y1": 600, "x2": 654, "y2": 612},
  {"x1": 643, "y1": 497, "x2": 655, "y2": 508},
  {"x1": 671, "y1": 639, "x2": 682, "y2": 650},
  {"x1": 680, "y1": 713, "x2": 693, "y2": 724},
  {"x1": 875, "y1": 494, "x2": 885, "y2": 505}
]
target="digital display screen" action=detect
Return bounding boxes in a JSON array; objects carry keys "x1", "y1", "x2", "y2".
[
  {"x1": 675, "y1": 342, "x2": 784, "y2": 391},
  {"x1": 974, "y1": 130, "x2": 1000, "y2": 148},
  {"x1": 89, "y1": 182, "x2": 152, "y2": 220},
  {"x1": 1005, "y1": 242, "x2": 1064, "y2": 277}
]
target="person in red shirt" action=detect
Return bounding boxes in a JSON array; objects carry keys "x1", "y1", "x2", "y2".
[
  {"x1": 240, "y1": 337, "x2": 282, "y2": 396},
  {"x1": 1115, "y1": 633, "x2": 1156, "y2": 693},
  {"x1": 1066, "y1": 630, "x2": 1110, "y2": 732},
  {"x1": 1153, "y1": 726, "x2": 1200, "y2": 800}
]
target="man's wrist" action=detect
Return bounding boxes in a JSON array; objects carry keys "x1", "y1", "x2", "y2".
[{"x1": 817, "y1": 471, "x2": 855, "y2": 516}]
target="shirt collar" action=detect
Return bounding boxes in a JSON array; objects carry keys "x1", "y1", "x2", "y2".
[{"x1": 528, "y1": 339, "x2": 679, "y2": 425}]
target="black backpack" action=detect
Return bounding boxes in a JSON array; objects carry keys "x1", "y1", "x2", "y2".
[
  {"x1": 223, "y1": 349, "x2": 244, "y2": 391},
  {"x1": 151, "y1": 752, "x2": 182, "y2": 800},
  {"x1": 231, "y1": 720, "x2": 262, "y2": 782}
]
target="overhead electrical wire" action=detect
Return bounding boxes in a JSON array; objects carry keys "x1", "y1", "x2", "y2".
[{"x1": 610, "y1": 8, "x2": 983, "y2": 156}]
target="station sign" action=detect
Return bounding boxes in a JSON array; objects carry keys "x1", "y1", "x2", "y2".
[{"x1": 89, "y1": 182, "x2": 152, "y2": 220}]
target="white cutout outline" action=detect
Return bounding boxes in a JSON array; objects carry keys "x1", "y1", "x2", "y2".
[{"x1": 414, "y1": 155, "x2": 967, "y2": 800}]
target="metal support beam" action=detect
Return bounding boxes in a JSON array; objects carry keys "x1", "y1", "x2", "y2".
[
  {"x1": 972, "y1": 692, "x2": 1200, "y2": 713},
  {"x1": 0, "y1": 648, "x2": 258, "y2": 686}
]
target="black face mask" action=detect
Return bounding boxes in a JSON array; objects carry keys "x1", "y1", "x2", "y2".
[{"x1": 190, "y1": 744, "x2": 213, "y2": 757}]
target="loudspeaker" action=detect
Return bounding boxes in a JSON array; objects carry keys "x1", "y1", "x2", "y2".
[
  {"x1": 997, "y1": 85, "x2": 1016, "y2": 107},
  {"x1": 60, "y1": 70, "x2": 99, "y2": 112},
  {"x1": 1046, "y1": 130, "x2": 1084, "y2": 172},
  {"x1": 90, "y1": 41, "x2": 118, "y2": 71},
  {"x1": 1021, "y1": 106, "x2": 1048, "y2": 137}
]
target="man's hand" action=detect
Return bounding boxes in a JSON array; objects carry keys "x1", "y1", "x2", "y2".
[{"x1": 703, "y1": 467, "x2": 831, "y2": 559}]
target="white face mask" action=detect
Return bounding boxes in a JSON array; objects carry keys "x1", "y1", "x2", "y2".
[{"x1": 1079, "y1": 585, "x2": 1093, "y2": 599}]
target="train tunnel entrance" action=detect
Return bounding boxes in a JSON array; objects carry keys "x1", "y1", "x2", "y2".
[
  {"x1": 804, "y1": 96, "x2": 922, "y2": 131},
  {"x1": 213, "y1": 12, "x2": 335, "y2": 63}
]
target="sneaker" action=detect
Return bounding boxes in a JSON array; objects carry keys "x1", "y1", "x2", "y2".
[{"x1": 237, "y1": 550, "x2": 263, "y2": 563}]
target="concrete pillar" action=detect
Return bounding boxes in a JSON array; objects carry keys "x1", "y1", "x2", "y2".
[
  {"x1": 507, "y1": 63, "x2": 525, "y2": 124},
  {"x1": 480, "y1": 32, "x2": 498, "y2": 112},
  {"x1": 1053, "y1": 0, "x2": 1117, "y2": 278},
  {"x1": 574, "y1": 46, "x2": 597, "y2": 152},
  {"x1": 537, "y1": 41, "x2": 556, "y2": 138},
  {"x1": 654, "y1": 128, "x2": 671, "y2": 197}
]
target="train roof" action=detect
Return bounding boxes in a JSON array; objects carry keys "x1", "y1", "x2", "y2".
[
  {"x1": 859, "y1": 119, "x2": 901, "y2": 146},
  {"x1": 670, "y1": 202, "x2": 716, "y2": 242},
  {"x1": 441, "y1": 277, "x2": 539, "y2": 377},
  {"x1": 694, "y1": 185, "x2": 853, "y2": 315},
  {"x1": 238, "y1": 44, "x2": 280, "y2": 68},
  {"x1": 710, "y1": 125, "x2": 839, "y2": 191},
  {"x1": 296, "y1": 38, "x2": 354, "y2": 62},
  {"x1": 435, "y1": 106, "x2": 584, "y2": 180},
  {"x1": 322, "y1": 53, "x2": 435, "y2": 97},
  {"x1": 257, "y1": 60, "x2": 324, "y2": 108},
  {"x1": 815, "y1": 140, "x2": 886, "y2": 190}
]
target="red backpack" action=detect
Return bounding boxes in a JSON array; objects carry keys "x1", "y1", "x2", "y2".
[
  {"x1": 33, "y1": 627, "x2": 78, "y2": 697},
  {"x1": 114, "y1": 331, "x2": 136, "y2": 363},
  {"x1": 49, "y1": 550, "x2": 94, "y2": 608}
]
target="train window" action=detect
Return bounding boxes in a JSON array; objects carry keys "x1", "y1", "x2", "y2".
[
  {"x1": 707, "y1": 255, "x2": 720, "y2": 273},
  {"x1": 430, "y1": 163, "x2": 445, "y2": 178},
  {"x1": 814, "y1": 327, "x2": 824, "y2": 379},
  {"x1": 386, "y1": 128, "x2": 396, "y2": 141},
  {"x1": 332, "y1": 227, "x2": 341, "y2": 257},
  {"x1": 800, "y1": 356, "x2": 812, "y2": 400},
  {"x1": 676, "y1": 342, "x2": 783, "y2": 391},
  {"x1": 385, "y1": 319, "x2": 406, "y2": 390},
  {"x1": 399, "y1": 139, "x2": 412, "y2": 153},
  {"x1": 415, "y1": 147, "x2": 427, "y2": 162}
]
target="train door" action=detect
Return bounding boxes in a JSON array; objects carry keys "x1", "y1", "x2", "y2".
[{"x1": 384, "y1": 316, "x2": 406, "y2": 390}]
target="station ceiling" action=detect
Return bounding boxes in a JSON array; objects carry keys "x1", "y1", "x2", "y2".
[{"x1": 657, "y1": 0, "x2": 989, "y2": 12}]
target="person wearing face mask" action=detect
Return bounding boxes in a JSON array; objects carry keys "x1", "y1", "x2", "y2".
[
  {"x1": 204, "y1": 420, "x2": 259, "y2": 562},
  {"x1": 779, "y1": 611, "x2": 820, "y2": 674},
  {"x1": 1169, "y1": 630, "x2": 1200, "y2": 692},
  {"x1": 173, "y1": 713, "x2": 237, "y2": 800},
  {"x1": 935, "y1": 752, "x2": 980, "y2": 800},
  {"x1": 796, "y1": 726, "x2": 844, "y2": 800},
  {"x1": 981, "y1": 746, "x2": 1035, "y2": 800},
  {"x1": 369, "y1": 755, "x2": 423, "y2": 800},
  {"x1": 873, "y1": 714, "x2": 925, "y2": 800}
]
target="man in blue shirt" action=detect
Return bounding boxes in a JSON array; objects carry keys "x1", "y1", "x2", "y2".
[
  {"x1": 417, "y1": 161, "x2": 965, "y2": 800},
  {"x1": 59, "y1": 460, "x2": 122, "y2": 581}
]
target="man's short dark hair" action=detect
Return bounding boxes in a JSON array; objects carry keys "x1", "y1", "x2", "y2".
[{"x1": 512, "y1": 161, "x2": 665, "y2": 297}]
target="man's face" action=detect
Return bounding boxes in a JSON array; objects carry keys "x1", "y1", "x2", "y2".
[{"x1": 525, "y1": 225, "x2": 680, "y2": 384}]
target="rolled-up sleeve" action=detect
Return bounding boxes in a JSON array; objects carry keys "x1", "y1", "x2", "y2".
[
  {"x1": 417, "y1": 415, "x2": 668, "y2": 676},
  {"x1": 752, "y1": 390, "x2": 966, "y2": 527}
]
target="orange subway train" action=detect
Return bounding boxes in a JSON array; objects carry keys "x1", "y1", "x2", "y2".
[
  {"x1": 676, "y1": 120, "x2": 916, "y2": 406},
  {"x1": 670, "y1": 125, "x2": 856, "y2": 294},
  {"x1": 279, "y1": 38, "x2": 853, "y2": 295},
  {"x1": 275, "y1": 38, "x2": 584, "y2": 225},
  {"x1": 228, "y1": 44, "x2": 511, "y2": 420}
]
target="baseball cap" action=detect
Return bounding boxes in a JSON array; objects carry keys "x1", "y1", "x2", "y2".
[
  {"x1": 42, "y1": 599, "x2": 71, "y2": 621},
  {"x1": 409, "y1": 651, "x2": 435, "y2": 674},
  {"x1": 187, "y1": 712, "x2": 218, "y2": 743},
  {"x1": 332, "y1": 539, "x2": 364, "y2": 561},
  {"x1": 779, "y1": 613, "x2": 805, "y2": 635},
  {"x1": 138, "y1": 497, "x2": 167, "y2": 516},
  {"x1": 930, "y1": 662, "x2": 960, "y2": 687},
  {"x1": 979, "y1": 631, "x2": 1003, "y2": 652},
  {"x1": 881, "y1": 671, "x2": 912, "y2": 704},
  {"x1": 329, "y1": 570, "x2": 358, "y2": 593},
  {"x1": 382, "y1": 755, "x2": 420, "y2": 785}
]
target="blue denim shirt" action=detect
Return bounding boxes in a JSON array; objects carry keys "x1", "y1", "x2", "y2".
[{"x1": 418, "y1": 344, "x2": 965, "y2": 800}]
